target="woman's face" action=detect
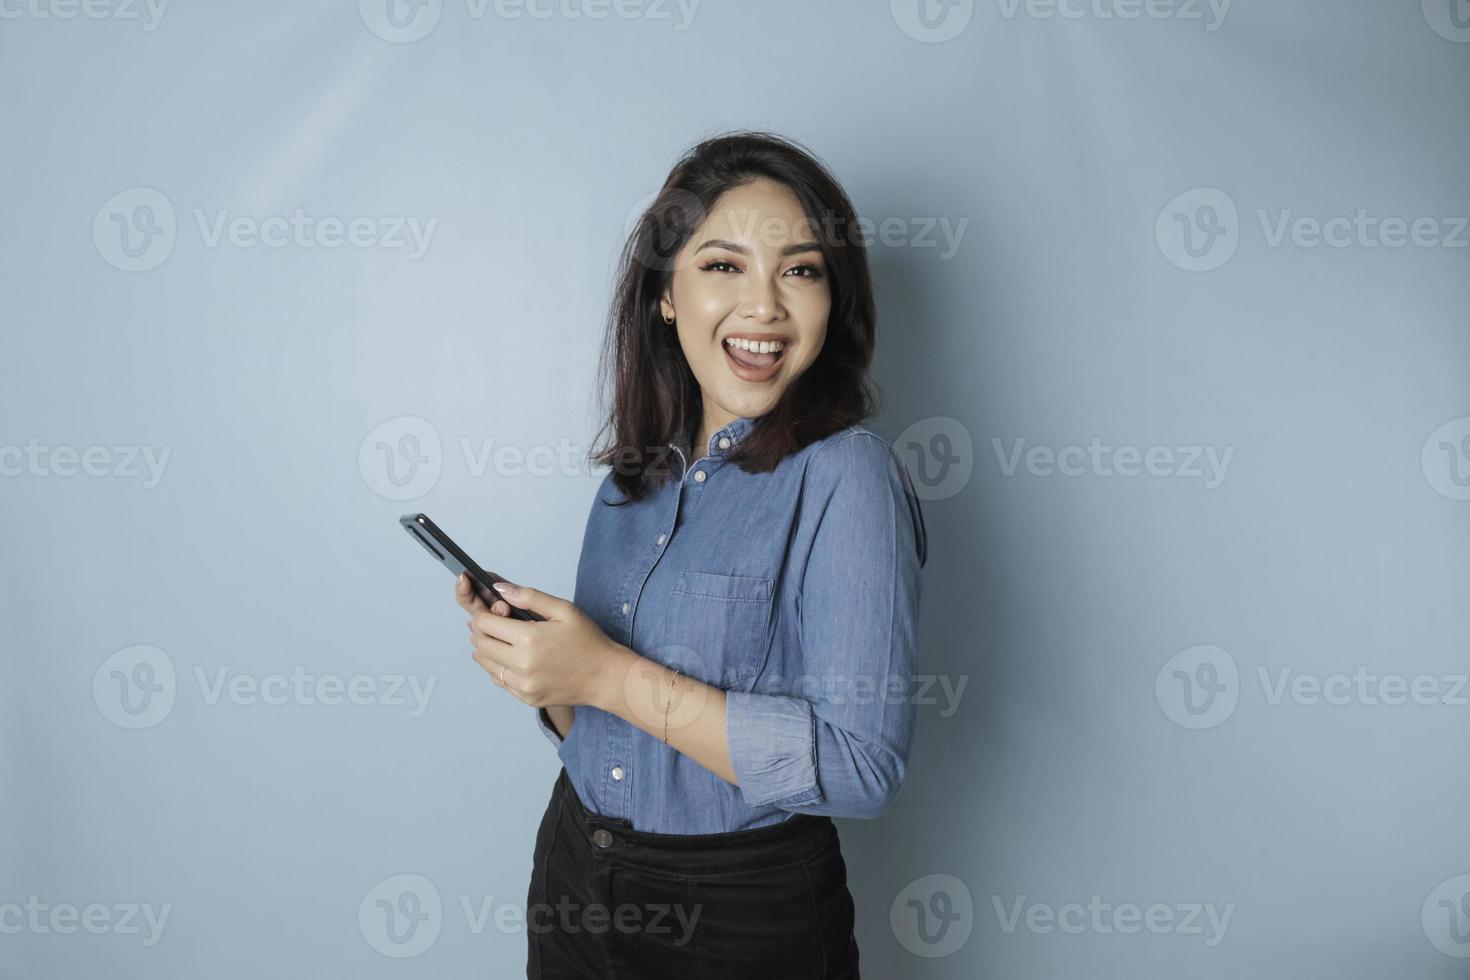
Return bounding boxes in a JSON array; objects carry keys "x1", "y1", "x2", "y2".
[{"x1": 660, "y1": 177, "x2": 831, "y2": 433}]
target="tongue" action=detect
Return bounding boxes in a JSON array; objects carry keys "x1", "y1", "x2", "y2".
[{"x1": 727, "y1": 344, "x2": 777, "y2": 369}]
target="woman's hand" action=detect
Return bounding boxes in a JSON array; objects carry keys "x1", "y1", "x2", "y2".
[{"x1": 454, "y1": 574, "x2": 630, "y2": 710}]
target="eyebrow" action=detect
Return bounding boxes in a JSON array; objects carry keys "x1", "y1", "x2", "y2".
[{"x1": 694, "y1": 238, "x2": 824, "y2": 257}]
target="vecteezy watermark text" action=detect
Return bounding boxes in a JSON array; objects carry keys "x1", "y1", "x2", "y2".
[
  {"x1": 992, "y1": 895, "x2": 1234, "y2": 946},
  {"x1": 1157, "y1": 188, "x2": 1467, "y2": 272},
  {"x1": 994, "y1": 0, "x2": 1229, "y2": 29},
  {"x1": 358, "y1": 873, "x2": 702, "y2": 958},
  {"x1": 0, "y1": 898, "x2": 171, "y2": 946},
  {"x1": 93, "y1": 188, "x2": 437, "y2": 272},
  {"x1": 358, "y1": 0, "x2": 701, "y2": 43},
  {"x1": 0, "y1": 0, "x2": 167, "y2": 29},
  {"x1": 93, "y1": 646, "x2": 438, "y2": 729},
  {"x1": 992, "y1": 437, "x2": 1234, "y2": 488},
  {"x1": 0, "y1": 440, "x2": 170, "y2": 488},
  {"x1": 1156, "y1": 645, "x2": 1470, "y2": 730},
  {"x1": 891, "y1": 0, "x2": 1228, "y2": 44}
]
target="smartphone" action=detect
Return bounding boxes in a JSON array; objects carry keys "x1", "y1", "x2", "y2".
[{"x1": 399, "y1": 513, "x2": 546, "y2": 622}]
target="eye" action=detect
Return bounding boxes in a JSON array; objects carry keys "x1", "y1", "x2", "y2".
[
  {"x1": 700, "y1": 260, "x2": 739, "y2": 274},
  {"x1": 787, "y1": 264, "x2": 825, "y2": 280}
]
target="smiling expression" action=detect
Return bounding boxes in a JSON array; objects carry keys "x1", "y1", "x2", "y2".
[{"x1": 659, "y1": 177, "x2": 832, "y2": 448}]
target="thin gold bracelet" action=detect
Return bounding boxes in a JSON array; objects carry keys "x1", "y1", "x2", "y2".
[{"x1": 662, "y1": 668, "x2": 681, "y2": 743}]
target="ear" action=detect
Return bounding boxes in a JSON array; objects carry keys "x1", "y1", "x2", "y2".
[{"x1": 659, "y1": 293, "x2": 674, "y2": 323}]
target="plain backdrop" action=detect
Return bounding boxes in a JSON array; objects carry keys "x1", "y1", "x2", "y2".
[{"x1": 1, "y1": 1, "x2": 1468, "y2": 977}]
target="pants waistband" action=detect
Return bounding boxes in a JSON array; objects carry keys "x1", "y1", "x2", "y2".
[{"x1": 553, "y1": 767, "x2": 835, "y2": 873}]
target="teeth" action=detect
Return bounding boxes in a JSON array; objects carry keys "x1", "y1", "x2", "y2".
[{"x1": 724, "y1": 337, "x2": 786, "y2": 354}]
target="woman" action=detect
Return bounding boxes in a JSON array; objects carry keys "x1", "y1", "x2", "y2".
[{"x1": 454, "y1": 130, "x2": 928, "y2": 979}]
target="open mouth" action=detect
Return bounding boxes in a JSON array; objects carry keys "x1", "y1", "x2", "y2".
[{"x1": 722, "y1": 337, "x2": 787, "y2": 375}]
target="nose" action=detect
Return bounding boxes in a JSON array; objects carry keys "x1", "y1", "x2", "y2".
[{"x1": 736, "y1": 271, "x2": 785, "y2": 323}]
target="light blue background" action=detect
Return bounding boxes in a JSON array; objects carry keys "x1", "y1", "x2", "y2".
[{"x1": 2, "y1": 0, "x2": 1467, "y2": 976}]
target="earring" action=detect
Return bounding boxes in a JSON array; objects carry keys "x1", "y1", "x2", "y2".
[{"x1": 663, "y1": 313, "x2": 675, "y2": 325}]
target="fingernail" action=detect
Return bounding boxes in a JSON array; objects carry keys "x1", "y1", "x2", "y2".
[{"x1": 492, "y1": 581, "x2": 517, "y2": 596}]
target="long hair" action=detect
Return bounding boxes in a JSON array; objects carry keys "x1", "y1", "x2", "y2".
[{"x1": 589, "y1": 130, "x2": 880, "y2": 503}]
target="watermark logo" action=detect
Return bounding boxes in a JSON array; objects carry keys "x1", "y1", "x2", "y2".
[
  {"x1": 0, "y1": 0, "x2": 168, "y2": 29},
  {"x1": 1422, "y1": 875, "x2": 1470, "y2": 957},
  {"x1": 93, "y1": 188, "x2": 437, "y2": 270},
  {"x1": 1159, "y1": 648, "x2": 1468, "y2": 729},
  {"x1": 193, "y1": 667, "x2": 436, "y2": 715},
  {"x1": 359, "y1": 416, "x2": 443, "y2": 500},
  {"x1": 357, "y1": 421, "x2": 703, "y2": 496},
  {"x1": 93, "y1": 647, "x2": 437, "y2": 726},
  {"x1": 891, "y1": 0, "x2": 975, "y2": 42},
  {"x1": 1423, "y1": 0, "x2": 1470, "y2": 42},
  {"x1": 357, "y1": 872, "x2": 704, "y2": 954},
  {"x1": 992, "y1": 896, "x2": 1234, "y2": 946},
  {"x1": 1156, "y1": 188, "x2": 1239, "y2": 272},
  {"x1": 360, "y1": 874, "x2": 442, "y2": 958},
  {"x1": 93, "y1": 187, "x2": 176, "y2": 272},
  {"x1": 0, "y1": 898, "x2": 171, "y2": 946},
  {"x1": 1258, "y1": 666, "x2": 1468, "y2": 708},
  {"x1": 994, "y1": 0, "x2": 1230, "y2": 30},
  {"x1": 0, "y1": 440, "x2": 171, "y2": 487},
  {"x1": 360, "y1": 0, "x2": 699, "y2": 42},
  {"x1": 621, "y1": 647, "x2": 716, "y2": 733},
  {"x1": 1424, "y1": 875, "x2": 1470, "y2": 957},
  {"x1": 93, "y1": 645, "x2": 177, "y2": 730},
  {"x1": 1155, "y1": 644, "x2": 1238, "y2": 729},
  {"x1": 891, "y1": 873, "x2": 974, "y2": 957},
  {"x1": 1422, "y1": 416, "x2": 1470, "y2": 501},
  {"x1": 1159, "y1": 188, "x2": 1468, "y2": 271},
  {"x1": 359, "y1": 0, "x2": 443, "y2": 42},
  {"x1": 624, "y1": 187, "x2": 708, "y2": 274},
  {"x1": 992, "y1": 437, "x2": 1234, "y2": 488},
  {"x1": 623, "y1": 190, "x2": 971, "y2": 273},
  {"x1": 895, "y1": 416, "x2": 974, "y2": 501}
]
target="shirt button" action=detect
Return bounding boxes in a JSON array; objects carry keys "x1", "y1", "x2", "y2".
[
  {"x1": 611, "y1": 766, "x2": 623, "y2": 781},
  {"x1": 693, "y1": 469, "x2": 706, "y2": 483},
  {"x1": 718, "y1": 436, "x2": 731, "y2": 449},
  {"x1": 620, "y1": 601, "x2": 629, "y2": 616},
  {"x1": 592, "y1": 828, "x2": 613, "y2": 848},
  {"x1": 656, "y1": 532, "x2": 666, "y2": 546}
]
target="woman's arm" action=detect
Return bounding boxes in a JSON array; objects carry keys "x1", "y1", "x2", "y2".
[
  {"x1": 593, "y1": 432, "x2": 927, "y2": 819},
  {"x1": 591, "y1": 649, "x2": 738, "y2": 785},
  {"x1": 540, "y1": 704, "x2": 576, "y2": 740},
  {"x1": 717, "y1": 433, "x2": 927, "y2": 819}
]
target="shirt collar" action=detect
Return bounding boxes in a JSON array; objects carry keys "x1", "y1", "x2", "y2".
[{"x1": 666, "y1": 415, "x2": 759, "y2": 462}]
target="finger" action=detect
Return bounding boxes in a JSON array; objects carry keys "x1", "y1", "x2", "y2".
[
  {"x1": 472, "y1": 648, "x2": 520, "y2": 694},
  {"x1": 471, "y1": 633, "x2": 510, "y2": 673},
  {"x1": 455, "y1": 574, "x2": 491, "y2": 615},
  {"x1": 489, "y1": 582, "x2": 565, "y2": 621},
  {"x1": 470, "y1": 623, "x2": 512, "y2": 656},
  {"x1": 458, "y1": 576, "x2": 511, "y2": 617},
  {"x1": 472, "y1": 608, "x2": 532, "y2": 644}
]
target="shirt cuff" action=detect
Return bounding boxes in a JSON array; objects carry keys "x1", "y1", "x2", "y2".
[
  {"x1": 726, "y1": 690, "x2": 824, "y2": 808},
  {"x1": 535, "y1": 706, "x2": 565, "y2": 749}
]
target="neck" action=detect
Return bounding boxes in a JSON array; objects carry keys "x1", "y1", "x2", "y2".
[{"x1": 692, "y1": 403, "x2": 737, "y2": 463}]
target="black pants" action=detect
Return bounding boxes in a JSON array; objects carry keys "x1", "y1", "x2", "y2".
[{"x1": 526, "y1": 766, "x2": 861, "y2": 979}]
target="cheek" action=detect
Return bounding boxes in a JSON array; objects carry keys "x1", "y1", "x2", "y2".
[
  {"x1": 790, "y1": 286, "x2": 831, "y2": 321},
  {"x1": 694, "y1": 292, "x2": 734, "y2": 319},
  {"x1": 673, "y1": 271, "x2": 736, "y2": 311}
]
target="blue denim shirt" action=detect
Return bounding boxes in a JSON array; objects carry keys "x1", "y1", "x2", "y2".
[{"x1": 534, "y1": 415, "x2": 928, "y2": 834}]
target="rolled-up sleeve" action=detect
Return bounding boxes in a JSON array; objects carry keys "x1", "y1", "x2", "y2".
[
  {"x1": 535, "y1": 706, "x2": 566, "y2": 749},
  {"x1": 725, "y1": 432, "x2": 928, "y2": 819}
]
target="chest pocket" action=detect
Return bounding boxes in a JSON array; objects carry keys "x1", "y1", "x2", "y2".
[{"x1": 659, "y1": 571, "x2": 774, "y2": 691}]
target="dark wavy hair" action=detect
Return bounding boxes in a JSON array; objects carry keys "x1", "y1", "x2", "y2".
[{"x1": 588, "y1": 130, "x2": 880, "y2": 503}]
